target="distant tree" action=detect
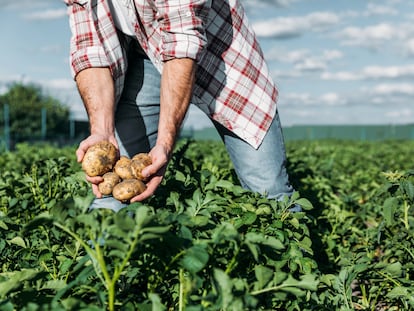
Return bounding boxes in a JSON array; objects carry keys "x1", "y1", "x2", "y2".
[{"x1": 0, "y1": 82, "x2": 70, "y2": 139}]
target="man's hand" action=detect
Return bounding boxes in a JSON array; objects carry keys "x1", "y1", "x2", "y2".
[
  {"x1": 129, "y1": 144, "x2": 169, "y2": 202},
  {"x1": 74, "y1": 67, "x2": 117, "y2": 199},
  {"x1": 77, "y1": 134, "x2": 119, "y2": 199}
]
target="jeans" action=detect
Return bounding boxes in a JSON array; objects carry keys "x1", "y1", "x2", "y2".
[{"x1": 90, "y1": 52, "x2": 295, "y2": 211}]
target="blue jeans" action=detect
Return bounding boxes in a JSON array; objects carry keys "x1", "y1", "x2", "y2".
[{"x1": 90, "y1": 53, "x2": 295, "y2": 211}]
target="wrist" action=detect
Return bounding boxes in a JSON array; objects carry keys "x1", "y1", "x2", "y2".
[{"x1": 155, "y1": 138, "x2": 174, "y2": 159}]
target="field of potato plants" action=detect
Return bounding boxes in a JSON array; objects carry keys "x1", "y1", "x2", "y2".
[{"x1": 0, "y1": 138, "x2": 413, "y2": 310}]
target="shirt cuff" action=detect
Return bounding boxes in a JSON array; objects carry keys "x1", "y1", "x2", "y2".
[
  {"x1": 159, "y1": 7, "x2": 208, "y2": 62},
  {"x1": 70, "y1": 46, "x2": 111, "y2": 78}
]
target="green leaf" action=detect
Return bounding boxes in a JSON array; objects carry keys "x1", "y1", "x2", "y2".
[
  {"x1": 214, "y1": 269, "x2": 233, "y2": 308},
  {"x1": 383, "y1": 197, "x2": 398, "y2": 225},
  {"x1": 254, "y1": 265, "x2": 273, "y2": 290},
  {"x1": 148, "y1": 293, "x2": 166, "y2": 311},
  {"x1": 23, "y1": 215, "x2": 53, "y2": 233},
  {"x1": 296, "y1": 236, "x2": 313, "y2": 254},
  {"x1": 245, "y1": 232, "x2": 284, "y2": 250},
  {"x1": 211, "y1": 222, "x2": 238, "y2": 244},
  {"x1": 401, "y1": 180, "x2": 414, "y2": 200},
  {"x1": 0, "y1": 220, "x2": 8, "y2": 230},
  {"x1": 8, "y1": 236, "x2": 26, "y2": 248},
  {"x1": 175, "y1": 171, "x2": 187, "y2": 182},
  {"x1": 0, "y1": 269, "x2": 41, "y2": 297},
  {"x1": 385, "y1": 262, "x2": 402, "y2": 277},
  {"x1": 180, "y1": 244, "x2": 209, "y2": 274},
  {"x1": 214, "y1": 180, "x2": 236, "y2": 190},
  {"x1": 279, "y1": 274, "x2": 319, "y2": 295},
  {"x1": 386, "y1": 286, "x2": 409, "y2": 299},
  {"x1": 190, "y1": 215, "x2": 210, "y2": 226},
  {"x1": 114, "y1": 212, "x2": 135, "y2": 231},
  {"x1": 41, "y1": 280, "x2": 67, "y2": 290},
  {"x1": 294, "y1": 198, "x2": 313, "y2": 211},
  {"x1": 241, "y1": 211, "x2": 257, "y2": 225}
]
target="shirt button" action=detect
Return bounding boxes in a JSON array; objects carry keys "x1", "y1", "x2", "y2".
[{"x1": 186, "y1": 11, "x2": 192, "y2": 17}]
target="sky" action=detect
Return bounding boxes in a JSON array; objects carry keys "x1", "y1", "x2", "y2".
[{"x1": 0, "y1": 0, "x2": 413, "y2": 129}]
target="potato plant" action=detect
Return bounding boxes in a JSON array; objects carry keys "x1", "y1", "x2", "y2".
[{"x1": 0, "y1": 139, "x2": 414, "y2": 310}]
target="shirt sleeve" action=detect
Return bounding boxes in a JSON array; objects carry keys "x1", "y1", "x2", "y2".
[
  {"x1": 156, "y1": 0, "x2": 211, "y2": 62},
  {"x1": 66, "y1": 1, "x2": 111, "y2": 78}
]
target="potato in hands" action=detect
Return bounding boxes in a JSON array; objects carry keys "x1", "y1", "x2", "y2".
[{"x1": 81, "y1": 141, "x2": 152, "y2": 202}]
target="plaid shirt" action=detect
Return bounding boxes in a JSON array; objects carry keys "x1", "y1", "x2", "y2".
[{"x1": 65, "y1": 0, "x2": 278, "y2": 148}]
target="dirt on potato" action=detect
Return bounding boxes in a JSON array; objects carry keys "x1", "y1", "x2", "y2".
[{"x1": 82, "y1": 141, "x2": 118, "y2": 177}]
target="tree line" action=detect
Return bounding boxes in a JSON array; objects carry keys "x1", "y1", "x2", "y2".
[{"x1": 0, "y1": 82, "x2": 71, "y2": 139}]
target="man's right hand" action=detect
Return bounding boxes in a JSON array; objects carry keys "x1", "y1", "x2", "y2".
[{"x1": 76, "y1": 134, "x2": 119, "y2": 198}]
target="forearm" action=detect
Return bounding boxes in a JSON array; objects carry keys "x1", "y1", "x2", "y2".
[
  {"x1": 75, "y1": 67, "x2": 116, "y2": 136},
  {"x1": 157, "y1": 58, "x2": 196, "y2": 156}
]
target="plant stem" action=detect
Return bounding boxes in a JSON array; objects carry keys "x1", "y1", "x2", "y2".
[
  {"x1": 403, "y1": 200, "x2": 410, "y2": 230},
  {"x1": 179, "y1": 268, "x2": 185, "y2": 311}
]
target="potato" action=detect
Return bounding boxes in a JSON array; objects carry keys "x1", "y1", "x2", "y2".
[
  {"x1": 114, "y1": 156, "x2": 135, "y2": 179},
  {"x1": 130, "y1": 153, "x2": 152, "y2": 180},
  {"x1": 98, "y1": 172, "x2": 121, "y2": 195},
  {"x1": 82, "y1": 141, "x2": 118, "y2": 177},
  {"x1": 112, "y1": 179, "x2": 147, "y2": 202}
]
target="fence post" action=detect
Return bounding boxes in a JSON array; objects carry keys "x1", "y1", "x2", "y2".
[
  {"x1": 69, "y1": 111, "x2": 75, "y2": 139},
  {"x1": 4, "y1": 104, "x2": 10, "y2": 151},
  {"x1": 41, "y1": 107, "x2": 47, "y2": 139}
]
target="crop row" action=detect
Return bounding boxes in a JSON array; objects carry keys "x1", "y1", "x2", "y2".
[{"x1": 0, "y1": 139, "x2": 413, "y2": 310}]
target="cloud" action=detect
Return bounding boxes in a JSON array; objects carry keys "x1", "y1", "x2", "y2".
[
  {"x1": 385, "y1": 109, "x2": 413, "y2": 120},
  {"x1": 41, "y1": 78, "x2": 76, "y2": 90},
  {"x1": 321, "y1": 71, "x2": 360, "y2": 81},
  {"x1": 0, "y1": 0, "x2": 64, "y2": 11},
  {"x1": 252, "y1": 11, "x2": 339, "y2": 38},
  {"x1": 365, "y1": 3, "x2": 398, "y2": 16},
  {"x1": 279, "y1": 91, "x2": 347, "y2": 107},
  {"x1": 370, "y1": 83, "x2": 414, "y2": 96},
  {"x1": 23, "y1": 8, "x2": 67, "y2": 20},
  {"x1": 404, "y1": 39, "x2": 414, "y2": 57},
  {"x1": 242, "y1": 0, "x2": 297, "y2": 9},
  {"x1": 322, "y1": 64, "x2": 414, "y2": 81},
  {"x1": 323, "y1": 50, "x2": 343, "y2": 61},
  {"x1": 362, "y1": 65, "x2": 414, "y2": 79},
  {"x1": 337, "y1": 23, "x2": 397, "y2": 49},
  {"x1": 294, "y1": 59, "x2": 326, "y2": 72}
]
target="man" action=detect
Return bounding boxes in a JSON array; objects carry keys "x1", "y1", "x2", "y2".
[{"x1": 65, "y1": 0, "x2": 296, "y2": 211}]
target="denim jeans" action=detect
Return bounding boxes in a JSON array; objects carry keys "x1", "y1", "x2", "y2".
[{"x1": 90, "y1": 52, "x2": 295, "y2": 211}]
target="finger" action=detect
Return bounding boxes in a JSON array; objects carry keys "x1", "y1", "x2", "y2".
[
  {"x1": 85, "y1": 175, "x2": 104, "y2": 184},
  {"x1": 130, "y1": 176, "x2": 162, "y2": 202},
  {"x1": 141, "y1": 163, "x2": 158, "y2": 180},
  {"x1": 76, "y1": 141, "x2": 88, "y2": 162},
  {"x1": 91, "y1": 183, "x2": 103, "y2": 198}
]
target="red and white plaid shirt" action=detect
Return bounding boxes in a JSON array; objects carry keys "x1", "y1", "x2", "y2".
[{"x1": 65, "y1": 0, "x2": 278, "y2": 148}]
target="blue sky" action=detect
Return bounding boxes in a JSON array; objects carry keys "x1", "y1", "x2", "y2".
[{"x1": 1, "y1": 0, "x2": 413, "y2": 129}]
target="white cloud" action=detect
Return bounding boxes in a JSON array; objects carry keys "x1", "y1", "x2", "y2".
[
  {"x1": 338, "y1": 23, "x2": 397, "y2": 49},
  {"x1": 266, "y1": 49, "x2": 309, "y2": 62},
  {"x1": 385, "y1": 109, "x2": 413, "y2": 120},
  {"x1": 321, "y1": 72, "x2": 361, "y2": 81},
  {"x1": 363, "y1": 65, "x2": 414, "y2": 79},
  {"x1": 279, "y1": 91, "x2": 347, "y2": 107},
  {"x1": 323, "y1": 50, "x2": 343, "y2": 61},
  {"x1": 253, "y1": 11, "x2": 339, "y2": 38},
  {"x1": 404, "y1": 39, "x2": 414, "y2": 56},
  {"x1": 320, "y1": 92, "x2": 347, "y2": 106},
  {"x1": 242, "y1": 0, "x2": 297, "y2": 9},
  {"x1": 365, "y1": 3, "x2": 398, "y2": 16},
  {"x1": 322, "y1": 65, "x2": 414, "y2": 81},
  {"x1": 370, "y1": 83, "x2": 414, "y2": 96},
  {"x1": 294, "y1": 59, "x2": 326, "y2": 72},
  {"x1": 23, "y1": 9, "x2": 67, "y2": 20},
  {"x1": 41, "y1": 78, "x2": 76, "y2": 90}
]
